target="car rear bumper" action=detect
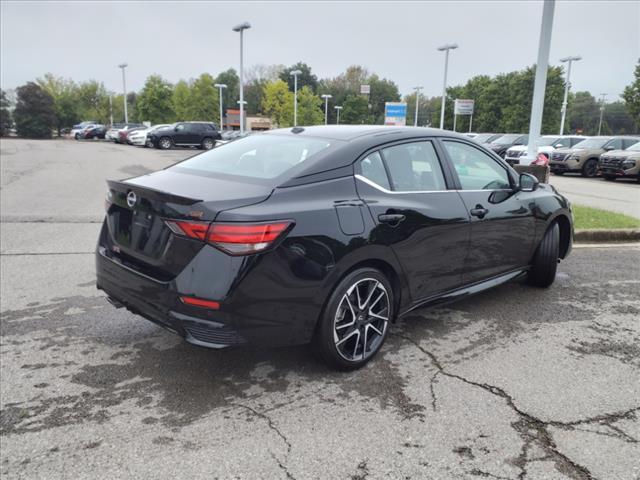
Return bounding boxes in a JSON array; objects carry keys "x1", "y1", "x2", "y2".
[{"x1": 95, "y1": 221, "x2": 322, "y2": 349}]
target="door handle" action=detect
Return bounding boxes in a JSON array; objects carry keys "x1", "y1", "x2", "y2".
[
  {"x1": 378, "y1": 213, "x2": 406, "y2": 225},
  {"x1": 470, "y1": 205, "x2": 489, "y2": 219}
]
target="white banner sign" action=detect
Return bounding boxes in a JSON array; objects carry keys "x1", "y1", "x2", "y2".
[
  {"x1": 454, "y1": 99, "x2": 474, "y2": 115},
  {"x1": 360, "y1": 84, "x2": 370, "y2": 95}
]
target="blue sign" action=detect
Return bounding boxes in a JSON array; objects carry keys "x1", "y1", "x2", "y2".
[{"x1": 385, "y1": 103, "x2": 407, "y2": 117}]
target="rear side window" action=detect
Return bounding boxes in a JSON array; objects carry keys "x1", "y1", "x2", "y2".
[
  {"x1": 172, "y1": 134, "x2": 332, "y2": 179},
  {"x1": 359, "y1": 152, "x2": 391, "y2": 190},
  {"x1": 382, "y1": 141, "x2": 447, "y2": 191},
  {"x1": 623, "y1": 138, "x2": 639, "y2": 149}
]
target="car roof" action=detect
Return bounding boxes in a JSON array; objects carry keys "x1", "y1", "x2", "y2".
[{"x1": 264, "y1": 125, "x2": 461, "y2": 142}]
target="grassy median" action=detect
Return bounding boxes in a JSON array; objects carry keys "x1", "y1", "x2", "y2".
[{"x1": 573, "y1": 205, "x2": 640, "y2": 230}]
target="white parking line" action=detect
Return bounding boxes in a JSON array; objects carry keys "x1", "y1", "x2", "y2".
[{"x1": 573, "y1": 242, "x2": 640, "y2": 249}]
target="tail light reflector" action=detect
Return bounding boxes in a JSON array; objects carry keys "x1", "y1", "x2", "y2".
[
  {"x1": 180, "y1": 296, "x2": 220, "y2": 310},
  {"x1": 165, "y1": 220, "x2": 292, "y2": 255}
]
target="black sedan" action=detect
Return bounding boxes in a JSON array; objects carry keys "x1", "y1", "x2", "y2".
[
  {"x1": 97, "y1": 126, "x2": 573, "y2": 370},
  {"x1": 485, "y1": 133, "x2": 528, "y2": 158}
]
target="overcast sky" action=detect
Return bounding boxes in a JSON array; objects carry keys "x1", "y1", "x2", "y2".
[{"x1": 1, "y1": 1, "x2": 639, "y2": 101}]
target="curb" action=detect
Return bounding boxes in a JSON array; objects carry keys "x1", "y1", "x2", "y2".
[{"x1": 574, "y1": 229, "x2": 640, "y2": 243}]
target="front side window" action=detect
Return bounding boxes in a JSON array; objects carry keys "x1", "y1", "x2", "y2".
[
  {"x1": 359, "y1": 151, "x2": 391, "y2": 190},
  {"x1": 175, "y1": 124, "x2": 185, "y2": 132},
  {"x1": 382, "y1": 141, "x2": 447, "y2": 192},
  {"x1": 443, "y1": 141, "x2": 511, "y2": 190},
  {"x1": 604, "y1": 138, "x2": 622, "y2": 150}
]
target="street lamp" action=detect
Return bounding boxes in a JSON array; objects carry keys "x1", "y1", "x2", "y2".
[
  {"x1": 597, "y1": 93, "x2": 607, "y2": 136},
  {"x1": 290, "y1": 69, "x2": 302, "y2": 126},
  {"x1": 559, "y1": 55, "x2": 582, "y2": 135},
  {"x1": 214, "y1": 83, "x2": 227, "y2": 131},
  {"x1": 334, "y1": 105, "x2": 343, "y2": 125},
  {"x1": 118, "y1": 63, "x2": 128, "y2": 123},
  {"x1": 413, "y1": 86, "x2": 423, "y2": 127},
  {"x1": 321, "y1": 94, "x2": 332, "y2": 125},
  {"x1": 437, "y1": 43, "x2": 458, "y2": 129},
  {"x1": 108, "y1": 92, "x2": 114, "y2": 126},
  {"x1": 232, "y1": 22, "x2": 251, "y2": 134}
]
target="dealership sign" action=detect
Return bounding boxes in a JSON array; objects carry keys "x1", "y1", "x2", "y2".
[
  {"x1": 384, "y1": 102, "x2": 407, "y2": 126},
  {"x1": 454, "y1": 99, "x2": 475, "y2": 115},
  {"x1": 360, "y1": 84, "x2": 370, "y2": 95}
]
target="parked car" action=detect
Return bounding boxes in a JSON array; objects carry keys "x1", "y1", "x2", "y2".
[
  {"x1": 81, "y1": 125, "x2": 107, "y2": 140},
  {"x1": 504, "y1": 135, "x2": 586, "y2": 165},
  {"x1": 111, "y1": 124, "x2": 145, "y2": 144},
  {"x1": 599, "y1": 141, "x2": 640, "y2": 182},
  {"x1": 550, "y1": 136, "x2": 640, "y2": 177},
  {"x1": 485, "y1": 134, "x2": 528, "y2": 158},
  {"x1": 97, "y1": 125, "x2": 573, "y2": 370},
  {"x1": 217, "y1": 130, "x2": 253, "y2": 145},
  {"x1": 71, "y1": 121, "x2": 97, "y2": 139},
  {"x1": 473, "y1": 133, "x2": 503, "y2": 144},
  {"x1": 128, "y1": 124, "x2": 172, "y2": 147},
  {"x1": 105, "y1": 124, "x2": 125, "y2": 142},
  {"x1": 148, "y1": 122, "x2": 221, "y2": 150},
  {"x1": 120, "y1": 126, "x2": 147, "y2": 145}
]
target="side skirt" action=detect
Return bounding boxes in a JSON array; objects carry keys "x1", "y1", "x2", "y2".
[{"x1": 399, "y1": 268, "x2": 528, "y2": 317}]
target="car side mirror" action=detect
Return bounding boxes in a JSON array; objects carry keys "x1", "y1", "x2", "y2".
[
  {"x1": 519, "y1": 173, "x2": 539, "y2": 192},
  {"x1": 555, "y1": 144, "x2": 564, "y2": 148},
  {"x1": 604, "y1": 145, "x2": 615, "y2": 151}
]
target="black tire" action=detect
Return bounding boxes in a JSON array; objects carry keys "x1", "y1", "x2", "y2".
[
  {"x1": 528, "y1": 222, "x2": 559, "y2": 288},
  {"x1": 581, "y1": 159, "x2": 598, "y2": 178},
  {"x1": 603, "y1": 175, "x2": 616, "y2": 182},
  {"x1": 74, "y1": 133, "x2": 80, "y2": 140},
  {"x1": 201, "y1": 137, "x2": 215, "y2": 150},
  {"x1": 158, "y1": 137, "x2": 172, "y2": 150},
  {"x1": 314, "y1": 268, "x2": 394, "y2": 370}
]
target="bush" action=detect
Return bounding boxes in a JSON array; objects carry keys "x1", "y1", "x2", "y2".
[
  {"x1": 0, "y1": 90, "x2": 12, "y2": 136},
  {"x1": 14, "y1": 82, "x2": 56, "y2": 138}
]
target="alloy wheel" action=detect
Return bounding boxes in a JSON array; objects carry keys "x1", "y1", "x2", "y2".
[
  {"x1": 160, "y1": 138, "x2": 171, "y2": 149},
  {"x1": 333, "y1": 278, "x2": 389, "y2": 362},
  {"x1": 584, "y1": 160, "x2": 598, "y2": 177},
  {"x1": 203, "y1": 139, "x2": 214, "y2": 150}
]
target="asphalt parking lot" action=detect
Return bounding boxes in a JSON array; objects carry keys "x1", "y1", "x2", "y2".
[{"x1": 1, "y1": 138, "x2": 639, "y2": 480}]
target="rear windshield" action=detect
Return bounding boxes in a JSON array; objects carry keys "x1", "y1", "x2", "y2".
[
  {"x1": 473, "y1": 133, "x2": 498, "y2": 143},
  {"x1": 171, "y1": 134, "x2": 333, "y2": 179}
]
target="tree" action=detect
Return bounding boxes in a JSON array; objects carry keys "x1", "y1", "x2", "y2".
[
  {"x1": 0, "y1": 90, "x2": 12, "y2": 136},
  {"x1": 296, "y1": 86, "x2": 324, "y2": 125},
  {"x1": 172, "y1": 80, "x2": 191, "y2": 121},
  {"x1": 189, "y1": 73, "x2": 219, "y2": 122},
  {"x1": 341, "y1": 94, "x2": 371, "y2": 124},
  {"x1": 262, "y1": 80, "x2": 293, "y2": 127},
  {"x1": 567, "y1": 91, "x2": 600, "y2": 135},
  {"x1": 622, "y1": 59, "x2": 640, "y2": 130},
  {"x1": 279, "y1": 62, "x2": 318, "y2": 93},
  {"x1": 367, "y1": 74, "x2": 401, "y2": 124},
  {"x1": 37, "y1": 73, "x2": 80, "y2": 135},
  {"x1": 602, "y1": 101, "x2": 638, "y2": 135},
  {"x1": 14, "y1": 82, "x2": 56, "y2": 138},
  {"x1": 76, "y1": 80, "x2": 110, "y2": 124},
  {"x1": 135, "y1": 75, "x2": 175, "y2": 124},
  {"x1": 215, "y1": 69, "x2": 240, "y2": 110}
]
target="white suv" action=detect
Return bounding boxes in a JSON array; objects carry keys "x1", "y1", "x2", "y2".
[
  {"x1": 128, "y1": 124, "x2": 171, "y2": 147},
  {"x1": 505, "y1": 135, "x2": 586, "y2": 165}
]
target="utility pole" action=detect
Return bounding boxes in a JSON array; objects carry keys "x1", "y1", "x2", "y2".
[
  {"x1": 523, "y1": 0, "x2": 555, "y2": 165},
  {"x1": 413, "y1": 86, "x2": 423, "y2": 127},
  {"x1": 597, "y1": 93, "x2": 607, "y2": 136},
  {"x1": 437, "y1": 43, "x2": 458, "y2": 129},
  {"x1": 559, "y1": 55, "x2": 581, "y2": 135},
  {"x1": 118, "y1": 63, "x2": 128, "y2": 123}
]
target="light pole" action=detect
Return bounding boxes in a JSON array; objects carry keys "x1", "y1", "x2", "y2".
[
  {"x1": 321, "y1": 94, "x2": 332, "y2": 125},
  {"x1": 118, "y1": 63, "x2": 128, "y2": 123},
  {"x1": 214, "y1": 83, "x2": 227, "y2": 131},
  {"x1": 108, "y1": 92, "x2": 113, "y2": 126},
  {"x1": 523, "y1": 0, "x2": 555, "y2": 165},
  {"x1": 334, "y1": 105, "x2": 343, "y2": 125},
  {"x1": 559, "y1": 55, "x2": 581, "y2": 135},
  {"x1": 413, "y1": 86, "x2": 423, "y2": 127},
  {"x1": 290, "y1": 69, "x2": 302, "y2": 126},
  {"x1": 437, "y1": 44, "x2": 458, "y2": 129},
  {"x1": 597, "y1": 93, "x2": 607, "y2": 136},
  {"x1": 232, "y1": 22, "x2": 251, "y2": 134}
]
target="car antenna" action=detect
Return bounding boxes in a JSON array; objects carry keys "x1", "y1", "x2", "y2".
[{"x1": 291, "y1": 127, "x2": 305, "y2": 134}]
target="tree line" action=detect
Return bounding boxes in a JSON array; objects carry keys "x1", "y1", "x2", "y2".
[{"x1": 1, "y1": 60, "x2": 638, "y2": 138}]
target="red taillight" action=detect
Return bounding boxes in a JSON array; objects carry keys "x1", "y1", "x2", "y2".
[
  {"x1": 165, "y1": 220, "x2": 292, "y2": 255},
  {"x1": 180, "y1": 296, "x2": 220, "y2": 309}
]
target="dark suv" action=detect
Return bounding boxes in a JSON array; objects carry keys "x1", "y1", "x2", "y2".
[{"x1": 148, "y1": 122, "x2": 222, "y2": 150}]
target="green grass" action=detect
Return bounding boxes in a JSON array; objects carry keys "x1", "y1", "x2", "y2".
[{"x1": 573, "y1": 205, "x2": 640, "y2": 230}]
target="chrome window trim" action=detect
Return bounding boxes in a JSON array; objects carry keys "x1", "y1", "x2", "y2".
[{"x1": 354, "y1": 174, "x2": 513, "y2": 195}]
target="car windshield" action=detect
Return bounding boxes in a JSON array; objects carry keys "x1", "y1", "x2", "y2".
[
  {"x1": 172, "y1": 134, "x2": 333, "y2": 179},
  {"x1": 627, "y1": 142, "x2": 640, "y2": 152},
  {"x1": 493, "y1": 134, "x2": 521, "y2": 145},
  {"x1": 572, "y1": 138, "x2": 609, "y2": 149},
  {"x1": 538, "y1": 136, "x2": 561, "y2": 146}
]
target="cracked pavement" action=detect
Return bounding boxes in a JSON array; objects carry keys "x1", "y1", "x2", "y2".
[{"x1": 1, "y1": 138, "x2": 639, "y2": 479}]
